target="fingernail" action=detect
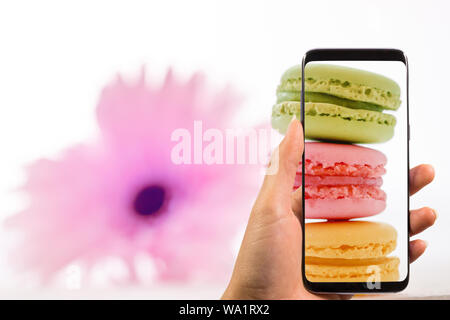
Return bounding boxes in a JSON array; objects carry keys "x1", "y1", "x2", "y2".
[
  {"x1": 433, "y1": 209, "x2": 438, "y2": 221},
  {"x1": 285, "y1": 117, "x2": 298, "y2": 136},
  {"x1": 287, "y1": 116, "x2": 297, "y2": 129},
  {"x1": 423, "y1": 240, "x2": 429, "y2": 248}
]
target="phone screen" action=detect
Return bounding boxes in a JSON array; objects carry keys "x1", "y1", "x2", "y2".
[{"x1": 300, "y1": 51, "x2": 409, "y2": 292}]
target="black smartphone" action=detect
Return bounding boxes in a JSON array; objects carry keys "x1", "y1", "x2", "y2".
[{"x1": 300, "y1": 49, "x2": 409, "y2": 293}]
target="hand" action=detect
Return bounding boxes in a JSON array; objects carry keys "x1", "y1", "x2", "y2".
[{"x1": 222, "y1": 119, "x2": 436, "y2": 300}]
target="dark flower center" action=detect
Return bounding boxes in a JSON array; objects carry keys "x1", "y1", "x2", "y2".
[{"x1": 133, "y1": 185, "x2": 166, "y2": 216}]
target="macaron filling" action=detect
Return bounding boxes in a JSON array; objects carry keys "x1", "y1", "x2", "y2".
[
  {"x1": 277, "y1": 91, "x2": 385, "y2": 112},
  {"x1": 305, "y1": 256, "x2": 399, "y2": 267},
  {"x1": 297, "y1": 175, "x2": 382, "y2": 187},
  {"x1": 304, "y1": 185, "x2": 386, "y2": 201},
  {"x1": 272, "y1": 101, "x2": 396, "y2": 127},
  {"x1": 303, "y1": 159, "x2": 386, "y2": 177}
]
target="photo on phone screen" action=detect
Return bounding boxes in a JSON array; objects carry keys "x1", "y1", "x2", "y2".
[{"x1": 298, "y1": 50, "x2": 409, "y2": 292}]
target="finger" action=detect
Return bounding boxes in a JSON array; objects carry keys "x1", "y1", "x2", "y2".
[
  {"x1": 291, "y1": 187, "x2": 303, "y2": 219},
  {"x1": 409, "y1": 239, "x2": 427, "y2": 263},
  {"x1": 410, "y1": 207, "x2": 437, "y2": 236},
  {"x1": 313, "y1": 293, "x2": 353, "y2": 300},
  {"x1": 409, "y1": 164, "x2": 435, "y2": 196},
  {"x1": 257, "y1": 119, "x2": 304, "y2": 209}
]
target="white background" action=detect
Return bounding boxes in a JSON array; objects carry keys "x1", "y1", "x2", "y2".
[{"x1": 0, "y1": 0, "x2": 449, "y2": 298}]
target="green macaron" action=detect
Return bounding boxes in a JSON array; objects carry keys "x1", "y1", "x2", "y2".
[{"x1": 271, "y1": 64, "x2": 401, "y2": 143}]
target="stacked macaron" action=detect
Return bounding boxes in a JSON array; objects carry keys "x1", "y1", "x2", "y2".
[
  {"x1": 305, "y1": 221, "x2": 399, "y2": 282},
  {"x1": 272, "y1": 64, "x2": 400, "y2": 143},
  {"x1": 272, "y1": 64, "x2": 401, "y2": 282},
  {"x1": 296, "y1": 142, "x2": 387, "y2": 220}
]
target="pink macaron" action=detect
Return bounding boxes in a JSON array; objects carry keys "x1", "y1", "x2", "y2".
[{"x1": 294, "y1": 142, "x2": 387, "y2": 220}]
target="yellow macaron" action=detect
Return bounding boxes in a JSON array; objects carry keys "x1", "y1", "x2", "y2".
[
  {"x1": 305, "y1": 221, "x2": 399, "y2": 282},
  {"x1": 305, "y1": 221, "x2": 397, "y2": 259}
]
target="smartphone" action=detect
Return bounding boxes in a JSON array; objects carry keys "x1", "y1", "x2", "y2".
[{"x1": 300, "y1": 49, "x2": 409, "y2": 293}]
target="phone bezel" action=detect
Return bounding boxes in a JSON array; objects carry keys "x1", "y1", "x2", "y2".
[{"x1": 301, "y1": 48, "x2": 410, "y2": 294}]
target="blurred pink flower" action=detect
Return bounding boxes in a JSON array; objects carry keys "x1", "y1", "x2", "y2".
[{"x1": 5, "y1": 68, "x2": 260, "y2": 285}]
